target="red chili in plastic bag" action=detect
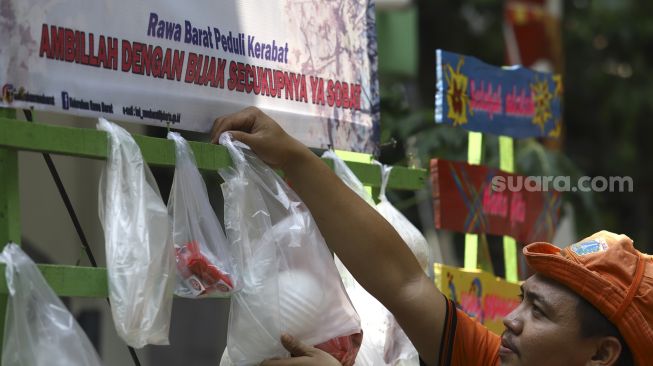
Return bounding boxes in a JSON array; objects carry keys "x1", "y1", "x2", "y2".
[
  {"x1": 314, "y1": 332, "x2": 363, "y2": 366},
  {"x1": 176, "y1": 241, "x2": 233, "y2": 295}
]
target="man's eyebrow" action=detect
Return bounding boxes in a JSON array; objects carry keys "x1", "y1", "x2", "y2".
[{"x1": 520, "y1": 285, "x2": 554, "y2": 314}]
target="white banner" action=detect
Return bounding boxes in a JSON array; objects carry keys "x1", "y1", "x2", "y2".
[{"x1": 0, "y1": 1, "x2": 379, "y2": 153}]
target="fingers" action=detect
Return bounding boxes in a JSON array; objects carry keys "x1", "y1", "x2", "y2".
[
  {"x1": 228, "y1": 130, "x2": 254, "y2": 146},
  {"x1": 258, "y1": 335, "x2": 337, "y2": 366},
  {"x1": 280, "y1": 333, "x2": 313, "y2": 357},
  {"x1": 210, "y1": 107, "x2": 260, "y2": 144}
]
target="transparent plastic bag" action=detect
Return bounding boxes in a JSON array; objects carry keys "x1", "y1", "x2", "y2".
[
  {"x1": 375, "y1": 164, "x2": 425, "y2": 366},
  {"x1": 321, "y1": 150, "x2": 376, "y2": 206},
  {"x1": 167, "y1": 132, "x2": 237, "y2": 297},
  {"x1": 334, "y1": 257, "x2": 391, "y2": 366},
  {"x1": 0, "y1": 243, "x2": 103, "y2": 366},
  {"x1": 97, "y1": 118, "x2": 174, "y2": 348},
  {"x1": 384, "y1": 312, "x2": 420, "y2": 366},
  {"x1": 218, "y1": 133, "x2": 362, "y2": 366},
  {"x1": 321, "y1": 150, "x2": 391, "y2": 365},
  {"x1": 323, "y1": 153, "x2": 428, "y2": 365},
  {"x1": 375, "y1": 164, "x2": 430, "y2": 274}
]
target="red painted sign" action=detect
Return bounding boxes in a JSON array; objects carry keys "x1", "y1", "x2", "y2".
[{"x1": 430, "y1": 159, "x2": 561, "y2": 243}]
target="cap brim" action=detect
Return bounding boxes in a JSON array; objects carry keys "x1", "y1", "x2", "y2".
[{"x1": 523, "y1": 242, "x2": 613, "y2": 306}]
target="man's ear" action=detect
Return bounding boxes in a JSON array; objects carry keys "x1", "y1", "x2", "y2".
[{"x1": 587, "y1": 336, "x2": 622, "y2": 366}]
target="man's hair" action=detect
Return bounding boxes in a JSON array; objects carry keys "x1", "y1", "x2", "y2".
[{"x1": 576, "y1": 296, "x2": 634, "y2": 366}]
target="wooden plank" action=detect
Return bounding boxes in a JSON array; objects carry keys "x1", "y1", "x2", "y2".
[
  {"x1": 435, "y1": 49, "x2": 562, "y2": 138},
  {"x1": 464, "y1": 132, "x2": 483, "y2": 270},
  {"x1": 0, "y1": 264, "x2": 108, "y2": 298},
  {"x1": 430, "y1": 158, "x2": 562, "y2": 243},
  {"x1": 0, "y1": 108, "x2": 18, "y2": 359},
  {"x1": 0, "y1": 150, "x2": 19, "y2": 245},
  {"x1": 0, "y1": 117, "x2": 232, "y2": 170},
  {"x1": 0, "y1": 264, "x2": 230, "y2": 299},
  {"x1": 499, "y1": 136, "x2": 519, "y2": 282},
  {"x1": 0, "y1": 117, "x2": 427, "y2": 190},
  {"x1": 433, "y1": 263, "x2": 520, "y2": 335}
]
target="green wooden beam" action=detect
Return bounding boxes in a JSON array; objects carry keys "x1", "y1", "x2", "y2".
[
  {"x1": 0, "y1": 117, "x2": 232, "y2": 171},
  {"x1": 0, "y1": 117, "x2": 427, "y2": 190},
  {"x1": 384, "y1": 165, "x2": 427, "y2": 192},
  {"x1": 0, "y1": 108, "x2": 18, "y2": 360},
  {"x1": 0, "y1": 263, "x2": 229, "y2": 299},
  {"x1": 0, "y1": 264, "x2": 107, "y2": 298},
  {"x1": 0, "y1": 151, "x2": 19, "y2": 245},
  {"x1": 322, "y1": 158, "x2": 427, "y2": 191}
]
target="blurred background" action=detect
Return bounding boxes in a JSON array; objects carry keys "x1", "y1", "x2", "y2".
[
  {"x1": 376, "y1": 0, "x2": 653, "y2": 259},
  {"x1": 12, "y1": 0, "x2": 652, "y2": 364}
]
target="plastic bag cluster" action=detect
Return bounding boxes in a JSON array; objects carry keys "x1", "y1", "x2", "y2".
[{"x1": 1, "y1": 120, "x2": 429, "y2": 365}]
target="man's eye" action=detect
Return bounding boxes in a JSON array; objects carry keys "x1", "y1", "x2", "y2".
[{"x1": 532, "y1": 305, "x2": 544, "y2": 316}]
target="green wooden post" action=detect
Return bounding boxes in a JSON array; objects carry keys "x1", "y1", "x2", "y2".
[
  {"x1": 464, "y1": 132, "x2": 483, "y2": 270},
  {"x1": 499, "y1": 136, "x2": 519, "y2": 282},
  {"x1": 0, "y1": 108, "x2": 19, "y2": 360}
]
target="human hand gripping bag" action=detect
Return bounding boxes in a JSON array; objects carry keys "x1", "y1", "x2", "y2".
[
  {"x1": 167, "y1": 132, "x2": 237, "y2": 297},
  {"x1": 0, "y1": 243, "x2": 103, "y2": 366},
  {"x1": 375, "y1": 164, "x2": 427, "y2": 366},
  {"x1": 97, "y1": 118, "x2": 175, "y2": 348},
  {"x1": 218, "y1": 133, "x2": 362, "y2": 366}
]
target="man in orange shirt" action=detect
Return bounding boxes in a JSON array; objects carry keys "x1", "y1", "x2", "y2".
[{"x1": 211, "y1": 107, "x2": 652, "y2": 366}]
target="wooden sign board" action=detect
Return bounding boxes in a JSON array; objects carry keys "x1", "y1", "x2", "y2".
[
  {"x1": 434, "y1": 263, "x2": 521, "y2": 335},
  {"x1": 430, "y1": 158, "x2": 561, "y2": 243},
  {"x1": 435, "y1": 50, "x2": 562, "y2": 138}
]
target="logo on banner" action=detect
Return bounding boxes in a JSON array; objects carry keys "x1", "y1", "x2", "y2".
[
  {"x1": 2, "y1": 84, "x2": 14, "y2": 104},
  {"x1": 444, "y1": 58, "x2": 471, "y2": 126},
  {"x1": 530, "y1": 79, "x2": 554, "y2": 132}
]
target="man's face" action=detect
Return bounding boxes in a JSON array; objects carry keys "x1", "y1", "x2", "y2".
[{"x1": 500, "y1": 274, "x2": 597, "y2": 366}]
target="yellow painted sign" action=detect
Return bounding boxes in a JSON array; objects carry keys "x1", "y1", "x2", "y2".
[{"x1": 433, "y1": 263, "x2": 521, "y2": 334}]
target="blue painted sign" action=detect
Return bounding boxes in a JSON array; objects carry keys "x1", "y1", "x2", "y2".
[{"x1": 435, "y1": 50, "x2": 562, "y2": 138}]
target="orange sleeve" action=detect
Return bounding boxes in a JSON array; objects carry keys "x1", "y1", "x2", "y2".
[{"x1": 421, "y1": 298, "x2": 500, "y2": 366}]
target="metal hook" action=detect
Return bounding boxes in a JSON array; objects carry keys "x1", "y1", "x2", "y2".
[{"x1": 379, "y1": 138, "x2": 397, "y2": 150}]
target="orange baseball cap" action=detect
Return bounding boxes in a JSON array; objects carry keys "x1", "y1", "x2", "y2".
[{"x1": 523, "y1": 230, "x2": 653, "y2": 365}]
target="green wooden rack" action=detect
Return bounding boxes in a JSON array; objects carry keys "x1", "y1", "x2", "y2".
[{"x1": 0, "y1": 108, "x2": 428, "y2": 353}]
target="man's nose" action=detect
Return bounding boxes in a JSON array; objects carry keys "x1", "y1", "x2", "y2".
[{"x1": 503, "y1": 307, "x2": 524, "y2": 335}]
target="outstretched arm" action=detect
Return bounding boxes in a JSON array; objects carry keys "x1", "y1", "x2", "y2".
[{"x1": 211, "y1": 107, "x2": 446, "y2": 365}]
